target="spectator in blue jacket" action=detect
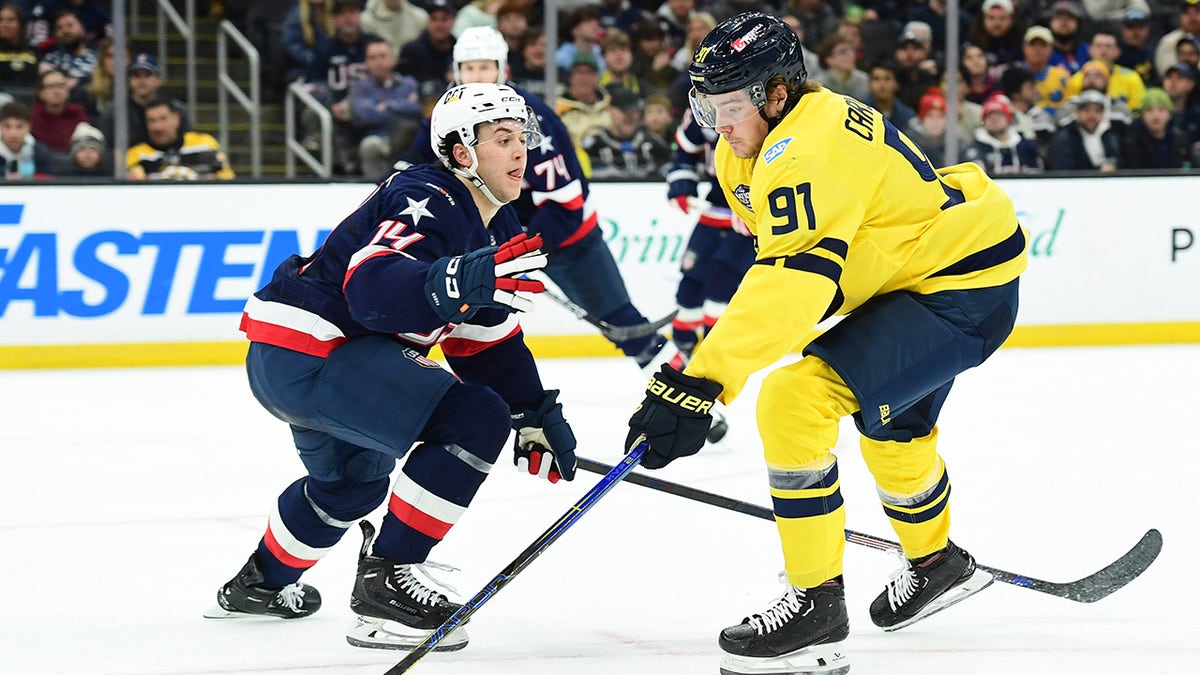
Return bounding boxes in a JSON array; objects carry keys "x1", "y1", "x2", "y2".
[
  {"x1": 1047, "y1": 89, "x2": 1121, "y2": 171},
  {"x1": 349, "y1": 36, "x2": 422, "y2": 177},
  {"x1": 282, "y1": 0, "x2": 333, "y2": 83}
]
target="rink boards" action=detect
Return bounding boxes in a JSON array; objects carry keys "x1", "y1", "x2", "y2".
[{"x1": 1, "y1": 176, "x2": 1197, "y2": 368}]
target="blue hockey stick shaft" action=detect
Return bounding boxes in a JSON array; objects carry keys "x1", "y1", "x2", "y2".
[{"x1": 383, "y1": 440, "x2": 649, "y2": 674}]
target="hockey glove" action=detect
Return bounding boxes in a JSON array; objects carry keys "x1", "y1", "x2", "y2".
[
  {"x1": 626, "y1": 364, "x2": 723, "y2": 470},
  {"x1": 511, "y1": 390, "x2": 577, "y2": 483},
  {"x1": 670, "y1": 195, "x2": 693, "y2": 214},
  {"x1": 424, "y1": 233, "x2": 547, "y2": 324}
]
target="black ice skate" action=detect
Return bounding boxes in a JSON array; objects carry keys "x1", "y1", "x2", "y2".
[
  {"x1": 869, "y1": 539, "x2": 994, "y2": 632},
  {"x1": 202, "y1": 553, "x2": 322, "y2": 620},
  {"x1": 345, "y1": 520, "x2": 469, "y2": 651},
  {"x1": 718, "y1": 577, "x2": 851, "y2": 675}
]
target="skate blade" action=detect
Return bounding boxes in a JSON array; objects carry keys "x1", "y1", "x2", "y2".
[
  {"x1": 345, "y1": 616, "x2": 469, "y2": 652},
  {"x1": 719, "y1": 639, "x2": 850, "y2": 675},
  {"x1": 881, "y1": 568, "x2": 995, "y2": 632},
  {"x1": 202, "y1": 604, "x2": 291, "y2": 621}
]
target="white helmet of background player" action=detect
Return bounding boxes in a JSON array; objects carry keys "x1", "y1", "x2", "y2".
[
  {"x1": 453, "y1": 26, "x2": 508, "y2": 84},
  {"x1": 431, "y1": 82, "x2": 543, "y2": 206}
]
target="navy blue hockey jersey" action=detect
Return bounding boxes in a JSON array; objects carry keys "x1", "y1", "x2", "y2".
[
  {"x1": 665, "y1": 110, "x2": 733, "y2": 229},
  {"x1": 403, "y1": 83, "x2": 598, "y2": 251},
  {"x1": 240, "y1": 164, "x2": 543, "y2": 406}
]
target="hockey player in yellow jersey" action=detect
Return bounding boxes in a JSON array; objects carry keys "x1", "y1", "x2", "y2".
[{"x1": 625, "y1": 12, "x2": 1026, "y2": 675}]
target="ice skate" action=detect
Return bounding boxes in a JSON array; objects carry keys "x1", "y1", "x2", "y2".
[
  {"x1": 345, "y1": 521, "x2": 469, "y2": 651},
  {"x1": 718, "y1": 577, "x2": 851, "y2": 675},
  {"x1": 869, "y1": 539, "x2": 994, "y2": 632},
  {"x1": 203, "y1": 554, "x2": 322, "y2": 620}
]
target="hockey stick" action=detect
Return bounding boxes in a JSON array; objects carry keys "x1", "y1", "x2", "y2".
[
  {"x1": 528, "y1": 276, "x2": 677, "y2": 343},
  {"x1": 575, "y1": 457, "x2": 1162, "y2": 604},
  {"x1": 383, "y1": 441, "x2": 649, "y2": 674}
]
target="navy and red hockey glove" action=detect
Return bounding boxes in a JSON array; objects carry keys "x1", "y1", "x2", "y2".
[
  {"x1": 627, "y1": 364, "x2": 722, "y2": 469},
  {"x1": 511, "y1": 390, "x2": 577, "y2": 483},
  {"x1": 424, "y1": 233, "x2": 547, "y2": 323}
]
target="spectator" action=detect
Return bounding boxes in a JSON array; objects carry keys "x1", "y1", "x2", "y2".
[
  {"x1": 1161, "y1": 62, "x2": 1200, "y2": 150},
  {"x1": 1080, "y1": 0, "x2": 1151, "y2": 24},
  {"x1": 1021, "y1": 25, "x2": 1071, "y2": 117},
  {"x1": 1057, "y1": 59, "x2": 1134, "y2": 129},
  {"x1": 893, "y1": 26, "x2": 941, "y2": 109},
  {"x1": 509, "y1": 25, "x2": 552, "y2": 100},
  {"x1": 784, "y1": 0, "x2": 838, "y2": 52},
  {"x1": 0, "y1": 3, "x2": 37, "y2": 95},
  {"x1": 453, "y1": 0, "x2": 503, "y2": 38},
  {"x1": 126, "y1": 98, "x2": 235, "y2": 180},
  {"x1": 29, "y1": 68, "x2": 87, "y2": 153},
  {"x1": 29, "y1": 1, "x2": 109, "y2": 44},
  {"x1": 999, "y1": 64, "x2": 1057, "y2": 149},
  {"x1": 556, "y1": 51, "x2": 612, "y2": 152},
  {"x1": 1154, "y1": 0, "x2": 1200, "y2": 79},
  {"x1": 304, "y1": 0, "x2": 375, "y2": 171},
  {"x1": 495, "y1": 0, "x2": 528, "y2": 60},
  {"x1": 398, "y1": 0, "x2": 456, "y2": 109},
  {"x1": 670, "y1": 11, "x2": 715, "y2": 72},
  {"x1": 349, "y1": 36, "x2": 423, "y2": 177},
  {"x1": 1117, "y1": 9, "x2": 1156, "y2": 86},
  {"x1": 556, "y1": 5, "x2": 604, "y2": 76},
  {"x1": 1177, "y1": 34, "x2": 1200, "y2": 77},
  {"x1": 1064, "y1": 28, "x2": 1146, "y2": 112},
  {"x1": 1046, "y1": 1, "x2": 1089, "y2": 74},
  {"x1": 817, "y1": 33, "x2": 869, "y2": 103},
  {"x1": 97, "y1": 53, "x2": 187, "y2": 148},
  {"x1": 64, "y1": 119, "x2": 109, "y2": 176},
  {"x1": 598, "y1": 0, "x2": 647, "y2": 39},
  {"x1": 962, "y1": 44, "x2": 999, "y2": 104},
  {"x1": 581, "y1": 86, "x2": 671, "y2": 180},
  {"x1": 941, "y1": 69, "x2": 985, "y2": 145},
  {"x1": 1047, "y1": 89, "x2": 1121, "y2": 171},
  {"x1": 642, "y1": 92, "x2": 675, "y2": 139},
  {"x1": 656, "y1": 0, "x2": 695, "y2": 55},
  {"x1": 969, "y1": 0, "x2": 1024, "y2": 73},
  {"x1": 906, "y1": 0, "x2": 972, "y2": 65},
  {"x1": 905, "y1": 86, "x2": 949, "y2": 167},
  {"x1": 77, "y1": 38, "x2": 123, "y2": 120},
  {"x1": 1, "y1": 101, "x2": 52, "y2": 179},
  {"x1": 964, "y1": 94, "x2": 1044, "y2": 174},
  {"x1": 600, "y1": 29, "x2": 647, "y2": 96},
  {"x1": 630, "y1": 19, "x2": 675, "y2": 91},
  {"x1": 867, "y1": 61, "x2": 917, "y2": 129},
  {"x1": 1120, "y1": 86, "x2": 1192, "y2": 167},
  {"x1": 359, "y1": 0, "x2": 428, "y2": 53},
  {"x1": 282, "y1": 0, "x2": 333, "y2": 83},
  {"x1": 38, "y1": 9, "x2": 96, "y2": 94}
]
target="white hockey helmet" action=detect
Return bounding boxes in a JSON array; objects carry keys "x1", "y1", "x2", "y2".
[
  {"x1": 430, "y1": 82, "x2": 543, "y2": 205},
  {"x1": 453, "y1": 26, "x2": 509, "y2": 84}
]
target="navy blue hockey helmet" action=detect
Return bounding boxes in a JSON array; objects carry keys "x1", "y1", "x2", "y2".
[{"x1": 687, "y1": 12, "x2": 807, "y2": 127}]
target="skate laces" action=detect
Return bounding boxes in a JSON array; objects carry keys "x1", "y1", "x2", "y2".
[
  {"x1": 884, "y1": 558, "x2": 922, "y2": 611},
  {"x1": 747, "y1": 586, "x2": 806, "y2": 635},
  {"x1": 397, "y1": 560, "x2": 460, "y2": 605},
  {"x1": 275, "y1": 583, "x2": 307, "y2": 612}
]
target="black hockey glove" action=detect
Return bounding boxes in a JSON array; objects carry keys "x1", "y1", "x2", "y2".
[
  {"x1": 627, "y1": 364, "x2": 722, "y2": 470},
  {"x1": 511, "y1": 390, "x2": 577, "y2": 483},
  {"x1": 424, "y1": 233, "x2": 548, "y2": 324}
]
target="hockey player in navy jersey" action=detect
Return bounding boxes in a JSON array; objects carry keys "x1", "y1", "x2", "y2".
[
  {"x1": 204, "y1": 83, "x2": 579, "y2": 652},
  {"x1": 397, "y1": 27, "x2": 686, "y2": 376},
  {"x1": 665, "y1": 108, "x2": 758, "y2": 358}
]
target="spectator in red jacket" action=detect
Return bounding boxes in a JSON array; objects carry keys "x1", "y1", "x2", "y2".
[{"x1": 30, "y1": 68, "x2": 89, "y2": 152}]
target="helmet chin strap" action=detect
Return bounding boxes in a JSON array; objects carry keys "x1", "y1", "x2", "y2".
[{"x1": 451, "y1": 145, "x2": 507, "y2": 207}]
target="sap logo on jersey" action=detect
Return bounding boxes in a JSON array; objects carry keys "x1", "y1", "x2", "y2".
[
  {"x1": 0, "y1": 203, "x2": 331, "y2": 319},
  {"x1": 763, "y1": 137, "x2": 792, "y2": 165}
]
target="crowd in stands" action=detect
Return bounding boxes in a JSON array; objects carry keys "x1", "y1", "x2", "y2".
[{"x1": 3, "y1": 0, "x2": 1200, "y2": 181}]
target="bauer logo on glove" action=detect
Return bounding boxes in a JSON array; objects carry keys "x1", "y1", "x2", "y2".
[{"x1": 647, "y1": 374, "x2": 715, "y2": 414}]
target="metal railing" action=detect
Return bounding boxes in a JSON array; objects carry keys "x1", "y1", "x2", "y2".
[
  {"x1": 130, "y1": 0, "x2": 197, "y2": 122},
  {"x1": 217, "y1": 20, "x2": 261, "y2": 178},
  {"x1": 285, "y1": 82, "x2": 332, "y2": 178}
]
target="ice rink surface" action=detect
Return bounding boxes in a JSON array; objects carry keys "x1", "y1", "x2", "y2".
[{"x1": 2, "y1": 344, "x2": 1196, "y2": 675}]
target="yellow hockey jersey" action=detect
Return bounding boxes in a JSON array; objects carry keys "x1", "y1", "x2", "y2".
[{"x1": 689, "y1": 86, "x2": 1027, "y2": 403}]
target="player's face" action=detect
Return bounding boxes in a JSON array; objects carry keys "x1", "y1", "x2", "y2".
[
  {"x1": 472, "y1": 120, "x2": 530, "y2": 204},
  {"x1": 459, "y1": 59, "x2": 500, "y2": 84}
]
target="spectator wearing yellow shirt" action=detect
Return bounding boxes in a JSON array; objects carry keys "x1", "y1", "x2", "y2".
[
  {"x1": 126, "y1": 99, "x2": 235, "y2": 180},
  {"x1": 1063, "y1": 29, "x2": 1146, "y2": 111},
  {"x1": 1020, "y1": 25, "x2": 1070, "y2": 117}
]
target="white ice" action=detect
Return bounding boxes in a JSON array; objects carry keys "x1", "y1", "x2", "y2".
[{"x1": 2, "y1": 345, "x2": 1196, "y2": 674}]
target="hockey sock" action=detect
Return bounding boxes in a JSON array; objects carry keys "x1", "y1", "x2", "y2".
[
  {"x1": 256, "y1": 475, "x2": 390, "y2": 588},
  {"x1": 374, "y1": 384, "x2": 509, "y2": 563}
]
